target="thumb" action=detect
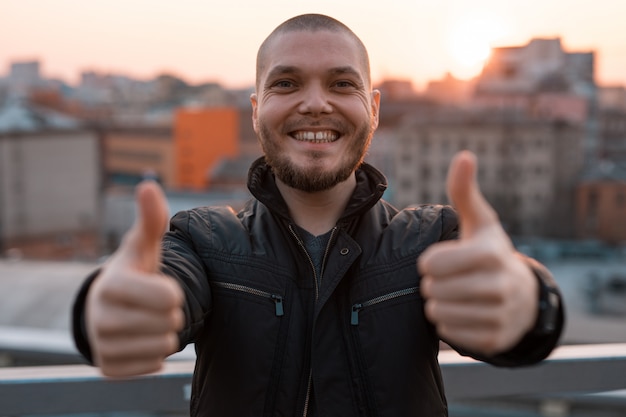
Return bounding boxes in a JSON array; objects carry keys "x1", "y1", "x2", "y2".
[
  {"x1": 123, "y1": 180, "x2": 170, "y2": 273},
  {"x1": 446, "y1": 150, "x2": 498, "y2": 238}
]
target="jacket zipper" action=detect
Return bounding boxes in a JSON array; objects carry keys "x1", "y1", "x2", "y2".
[
  {"x1": 212, "y1": 281, "x2": 284, "y2": 316},
  {"x1": 288, "y1": 224, "x2": 338, "y2": 417},
  {"x1": 351, "y1": 286, "x2": 420, "y2": 325}
]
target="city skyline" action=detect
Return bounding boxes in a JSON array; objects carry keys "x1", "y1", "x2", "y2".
[{"x1": 2, "y1": 0, "x2": 626, "y2": 90}]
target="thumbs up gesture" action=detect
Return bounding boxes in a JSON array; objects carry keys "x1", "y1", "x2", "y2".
[
  {"x1": 86, "y1": 181, "x2": 184, "y2": 377},
  {"x1": 418, "y1": 151, "x2": 539, "y2": 356}
]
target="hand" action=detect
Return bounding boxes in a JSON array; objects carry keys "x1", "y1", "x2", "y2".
[
  {"x1": 86, "y1": 181, "x2": 184, "y2": 377},
  {"x1": 418, "y1": 151, "x2": 538, "y2": 356}
]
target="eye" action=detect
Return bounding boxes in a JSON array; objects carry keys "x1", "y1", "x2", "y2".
[
  {"x1": 334, "y1": 80, "x2": 355, "y2": 88},
  {"x1": 273, "y1": 80, "x2": 295, "y2": 89}
]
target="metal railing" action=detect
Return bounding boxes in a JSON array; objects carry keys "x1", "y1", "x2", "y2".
[{"x1": 1, "y1": 343, "x2": 625, "y2": 416}]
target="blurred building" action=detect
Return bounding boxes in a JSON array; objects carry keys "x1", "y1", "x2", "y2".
[
  {"x1": 576, "y1": 162, "x2": 626, "y2": 244},
  {"x1": 476, "y1": 37, "x2": 595, "y2": 100},
  {"x1": 474, "y1": 37, "x2": 598, "y2": 164},
  {"x1": 0, "y1": 100, "x2": 101, "y2": 259},
  {"x1": 424, "y1": 72, "x2": 476, "y2": 105},
  {"x1": 598, "y1": 108, "x2": 626, "y2": 164},
  {"x1": 598, "y1": 85, "x2": 626, "y2": 112},
  {"x1": 103, "y1": 126, "x2": 175, "y2": 188},
  {"x1": 7, "y1": 61, "x2": 43, "y2": 99},
  {"x1": 99, "y1": 107, "x2": 248, "y2": 192},
  {"x1": 392, "y1": 111, "x2": 584, "y2": 238},
  {"x1": 597, "y1": 86, "x2": 626, "y2": 168},
  {"x1": 375, "y1": 79, "x2": 420, "y2": 101},
  {"x1": 174, "y1": 107, "x2": 239, "y2": 190}
]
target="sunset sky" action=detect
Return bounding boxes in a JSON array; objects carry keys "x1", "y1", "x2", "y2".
[{"x1": 2, "y1": 0, "x2": 626, "y2": 90}]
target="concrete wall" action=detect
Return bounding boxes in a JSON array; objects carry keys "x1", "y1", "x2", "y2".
[{"x1": 0, "y1": 130, "x2": 101, "y2": 241}]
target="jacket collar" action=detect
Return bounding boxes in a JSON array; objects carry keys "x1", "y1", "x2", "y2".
[{"x1": 247, "y1": 156, "x2": 388, "y2": 222}]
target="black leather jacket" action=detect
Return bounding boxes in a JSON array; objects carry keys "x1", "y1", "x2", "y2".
[{"x1": 73, "y1": 158, "x2": 563, "y2": 417}]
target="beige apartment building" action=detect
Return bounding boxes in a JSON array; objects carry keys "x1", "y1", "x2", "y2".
[
  {"x1": 0, "y1": 129, "x2": 101, "y2": 258},
  {"x1": 391, "y1": 113, "x2": 584, "y2": 238}
]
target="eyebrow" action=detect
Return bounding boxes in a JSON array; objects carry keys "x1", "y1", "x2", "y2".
[
  {"x1": 265, "y1": 65, "x2": 364, "y2": 82},
  {"x1": 265, "y1": 65, "x2": 300, "y2": 81},
  {"x1": 328, "y1": 66, "x2": 362, "y2": 79}
]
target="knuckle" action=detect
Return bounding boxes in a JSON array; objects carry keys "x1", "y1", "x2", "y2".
[
  {"x1": 98, "y1": 279, "x2": 127, "y2": 302},
  {"x1": 490, "y1": 279, "x2": 509, "y2": 302},
  {"x1": 96, "y1": 342, "x2": 121, "y2": 360},
  {"x1": 96, "y1": 318, "x2": 120, "y2": 337},
  {"x1": 171, "y1": 308, "x2": 185, "y2": 331}
]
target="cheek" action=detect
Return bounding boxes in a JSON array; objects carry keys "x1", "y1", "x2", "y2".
[
  {"x1": 350, "y1": 96, "x2": 376, "y2": 120},
  {"x1": 255, "y1": 101, "x2": 282, "y2": 127}
]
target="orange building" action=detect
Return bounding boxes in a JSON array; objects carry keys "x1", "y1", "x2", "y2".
[
  {"x1": 576, "y1": 164, "x2": 626, "y2": 244},
  {"x1": 174, "y1": 107, "x2": 239, "y2": 190}
]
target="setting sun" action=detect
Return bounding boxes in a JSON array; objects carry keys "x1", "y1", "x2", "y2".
[{"x1": 446, "y1": 13, "x2": 510, "y2": 79}]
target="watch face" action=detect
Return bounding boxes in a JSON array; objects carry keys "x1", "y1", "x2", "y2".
[{"x1": 540, "y1": 288, "x2": 560, "y2": 333}]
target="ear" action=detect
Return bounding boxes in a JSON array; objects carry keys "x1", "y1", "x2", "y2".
[
  {"x1": 250, "y1": 93, "x2": 259, "y2": 133},
  {"x1": 370, "y1": 89, "x2": 381, "y2": 130}
]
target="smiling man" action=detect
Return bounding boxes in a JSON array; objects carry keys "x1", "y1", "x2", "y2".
[{"x1": 72, "y1": 13, "x2": 564, "y2": 417}]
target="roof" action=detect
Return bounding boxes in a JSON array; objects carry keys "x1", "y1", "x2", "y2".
[{"x1": 0, "y1": 99, "x2": 82, "y2": 134}]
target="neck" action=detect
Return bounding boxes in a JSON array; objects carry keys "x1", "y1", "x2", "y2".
[{"x1": 276, "y1": 174, "x2": 356, "y2": 236}]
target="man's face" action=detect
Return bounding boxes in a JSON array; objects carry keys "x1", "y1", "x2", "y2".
[{"x1": 251, "y1": 30, "x2": 380, "y2": 192}]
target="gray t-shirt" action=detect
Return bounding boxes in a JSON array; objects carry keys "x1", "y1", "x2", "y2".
[{"x1": 296, "y1": 226, "x2": 333, "y2": 287}]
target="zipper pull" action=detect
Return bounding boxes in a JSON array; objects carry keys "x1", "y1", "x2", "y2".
[
  {"x1": 272, "y1": 294, "x2": 284, "y2": 316},
  {"x1": 351, "y1": 303, "x2": 363, "y2": 325}
]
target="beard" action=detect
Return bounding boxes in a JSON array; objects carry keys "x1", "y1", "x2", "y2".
[{"x1": 258, "y1": 119, "x2": 374, "y2": 193}]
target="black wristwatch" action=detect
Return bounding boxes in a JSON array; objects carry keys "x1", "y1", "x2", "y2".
[{"x1": 531, "y1": 283, "x2": 561, "y2": 336}]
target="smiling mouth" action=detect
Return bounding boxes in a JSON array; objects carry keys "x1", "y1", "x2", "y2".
[{"x1": 291, "y1": 130, "x2": 340, "y2": 143}]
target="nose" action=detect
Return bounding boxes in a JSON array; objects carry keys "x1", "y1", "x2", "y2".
[{"x1": 298, "y1": 83, "x2": 333, "y2": 116}]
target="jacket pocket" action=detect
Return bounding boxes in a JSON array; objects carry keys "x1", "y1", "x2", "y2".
[
  {"x1": 351, "y1": 286, "x2": 419, "y2": 325},
  {"x1": 212, "y1": 281, "x2": 284, "y2": 317}
]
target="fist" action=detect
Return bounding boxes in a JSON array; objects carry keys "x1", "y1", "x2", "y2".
[
  {"x1": 418, "y1": 151, "x2": 538, "y2": 356},
  {"x1": 86, "y1": 181, "x2": 185, "y2": 377}
]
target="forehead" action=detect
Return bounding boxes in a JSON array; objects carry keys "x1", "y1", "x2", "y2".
[{"x1": 260, "y1": 30, "x2": 367, "y2": 80}]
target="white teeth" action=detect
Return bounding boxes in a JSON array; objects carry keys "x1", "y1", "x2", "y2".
[{"x1": 293, "y1": 131, "x2": 338, "y2": 143}]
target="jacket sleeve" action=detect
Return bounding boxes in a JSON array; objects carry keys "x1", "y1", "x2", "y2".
[
  {"x1": 437, "y1": 206, "x2": 565, "y2": 367},
  {"x1": 70, "y1": 209, "x2": 213, "y2": 364},
  {"x1": 162, "y1": 209, "x2": 214, "y2": 348}
]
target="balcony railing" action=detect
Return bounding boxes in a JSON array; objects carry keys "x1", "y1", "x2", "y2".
[{"x1": 1, "y1": 343, "x2": 625, "y2": 416}]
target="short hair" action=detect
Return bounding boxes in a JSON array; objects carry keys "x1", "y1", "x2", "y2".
[{"x1": 255, "y1": 14, "x2": 371, "y2": 89}]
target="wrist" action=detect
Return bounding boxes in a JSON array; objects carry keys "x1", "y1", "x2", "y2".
[{"x1": 529, "y1": 273, "x2": 561, "y2": 336}]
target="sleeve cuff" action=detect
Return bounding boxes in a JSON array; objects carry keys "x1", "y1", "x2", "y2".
[{"x1": 71, "y1": 268, "x2": 102, "y2": 365}]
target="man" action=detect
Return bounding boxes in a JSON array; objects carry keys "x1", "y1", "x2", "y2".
[{"x1": 73, "y1": 13, "x2": 564, "y2": 416}]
